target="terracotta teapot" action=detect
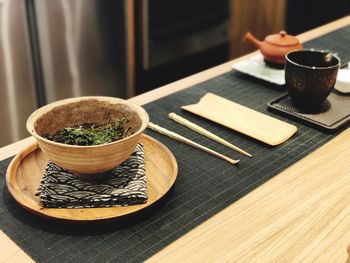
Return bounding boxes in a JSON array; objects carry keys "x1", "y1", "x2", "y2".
[{"x1": 244, "y1": 31, "x2": 303, "y2": 66}]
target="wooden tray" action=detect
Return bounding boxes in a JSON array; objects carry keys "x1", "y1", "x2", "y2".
[
  {"x1": 6, "y1": 134, "x2": 178, "y2": 222},
  {"x1": 182, "y1": 93, "x2": 297, "y2": 146}
]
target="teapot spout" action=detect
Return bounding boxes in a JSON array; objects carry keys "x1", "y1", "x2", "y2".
[{"x1": 243, "y1": 32, "x2": 262, "y2": 48}]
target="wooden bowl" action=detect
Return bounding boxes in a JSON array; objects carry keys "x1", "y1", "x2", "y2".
[{"x1": 26, "y1": 96, "x2": 149, "y2": 174}]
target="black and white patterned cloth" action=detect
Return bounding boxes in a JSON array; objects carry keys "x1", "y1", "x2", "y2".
[{"x1": 36, "y1": 144, "x2": 147, "y2": 208}]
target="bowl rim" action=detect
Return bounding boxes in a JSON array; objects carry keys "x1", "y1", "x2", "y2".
[
  {"x1": 26, "y1": 96, "x2": 149, "y2": 149},
  {"x1": 285, "y1": 49, "x2": 341, "y2": 70}
]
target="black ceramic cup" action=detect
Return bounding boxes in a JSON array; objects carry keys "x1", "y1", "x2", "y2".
[{"x1": 285, "y1": 49, "x2": 340, "y2": 110}]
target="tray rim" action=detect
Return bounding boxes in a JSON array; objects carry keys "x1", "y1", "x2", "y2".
[
  {"x1": 5, "y1": 134, "x2": 178, "y2": 222},
  {"x1": 267, "y1": 92, "x2": 350, "y2": 132}
]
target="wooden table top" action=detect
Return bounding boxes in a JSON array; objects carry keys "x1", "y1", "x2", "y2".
[{"x1": 1, "y1": 16, "x2": 350, "y2": 263}]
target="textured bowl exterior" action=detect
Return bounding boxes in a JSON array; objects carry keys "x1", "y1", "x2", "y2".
[
  {"x1": 35, "y1": 132, "x2": 142, "y2": 174},
  {"x1": 285, "y1": 50, "x2": 340, "y2": 110},
  {"x1": 27, "y1": 97, "x2": 149, "y2": 174}
]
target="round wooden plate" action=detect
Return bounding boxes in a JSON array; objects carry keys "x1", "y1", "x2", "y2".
[{"x1": 6, "y1": 134, "x2": 178, "y2": 221}]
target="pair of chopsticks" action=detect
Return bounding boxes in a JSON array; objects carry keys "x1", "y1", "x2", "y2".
[{"x1": 147, "y1": 113, "x2": 252, "y2": 165}]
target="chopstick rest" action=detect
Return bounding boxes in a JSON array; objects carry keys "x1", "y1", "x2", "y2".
[
  {"x1": 168, "y1": 112, "x2": 252, "y2": 157},
  {"x1": 147, "y1": 122, "x2": 239, "y2": 165}
]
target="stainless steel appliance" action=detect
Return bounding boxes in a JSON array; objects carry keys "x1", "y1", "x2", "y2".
[
  {"x1": 138, "y1": 0, "x2": 229, "y2": 70},
  {"x1": 135, "y1": 0, "x2": 229, "y2": 94},
  {"x1": 0, "y1": 0, "x2": 132, "y2": 147},
  {"x1": 0, "y1": 0, "x2": 37, "y2": 147}
]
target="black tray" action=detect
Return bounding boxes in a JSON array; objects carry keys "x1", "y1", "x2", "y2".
[{"x1": 268, "y1": 92, "x2": 350, "y2": 132}]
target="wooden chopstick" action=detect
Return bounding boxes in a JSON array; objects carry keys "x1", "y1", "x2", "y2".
[
  {"x1": 168, "y1": 113, "x2": 252, "y2": 157},
  {"x1": 147, "y1": 122, "x2": 239, "y2": 165}
]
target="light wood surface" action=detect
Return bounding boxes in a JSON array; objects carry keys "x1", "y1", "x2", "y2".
[
  {"x1": 148, "y1": 127, "x2": 350, "y2": 263},
  {"x1": 182, "y1": 93, "x2": 297, "y2": 146},
  {"x1": 168, "y1": 112, "x2": 252, "y2": 157},
  {"x1": 147, "y1": 122, "x2": 239, "y2": 165},
  {"x1": 1, "y1": 15, "x2": 350, "y2": 262},
  {"x1": 0, "y1": 230, "x2": 34, "y2": 263},
  {"x1": 6, "y1": 134, "x2": 177, "y2": 221}
]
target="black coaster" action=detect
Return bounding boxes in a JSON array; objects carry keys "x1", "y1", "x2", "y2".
[{"x1": 268, "y1": 92, "x2": 350, "y2": 132}]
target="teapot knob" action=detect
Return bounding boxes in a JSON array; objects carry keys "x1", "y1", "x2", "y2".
[{"x1": 279, "y1": 31, "x2": 287, "y2": 37}]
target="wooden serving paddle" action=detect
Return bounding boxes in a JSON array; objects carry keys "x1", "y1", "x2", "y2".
[
  {"x1": 147, "y1": 122, "x2": 239, "y2": 165},
  {"x1": 182, "y1": 93, "x2": 297, "y2": 146}
]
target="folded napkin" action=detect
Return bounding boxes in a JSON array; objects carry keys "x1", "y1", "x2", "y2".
[{"x1": 36, "y1": 144, "x2": 147, "y2": 208}]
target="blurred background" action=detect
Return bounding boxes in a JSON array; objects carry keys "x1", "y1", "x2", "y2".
[{"x1": 0, "y1": 0, "x2": 349, "y2": 147}]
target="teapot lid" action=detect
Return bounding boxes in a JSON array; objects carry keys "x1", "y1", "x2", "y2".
[{"x1": 265, "y1": 31, "x2": 300, "y2": 47}]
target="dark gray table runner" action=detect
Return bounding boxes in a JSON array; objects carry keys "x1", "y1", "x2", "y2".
[{"x1": 0, "y1": 25, "x2": 349, "y2": 262}]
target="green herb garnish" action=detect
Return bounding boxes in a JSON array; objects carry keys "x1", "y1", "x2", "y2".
[{"x1": 44, "y1": 117, "x2": 131, "y2": 146}]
